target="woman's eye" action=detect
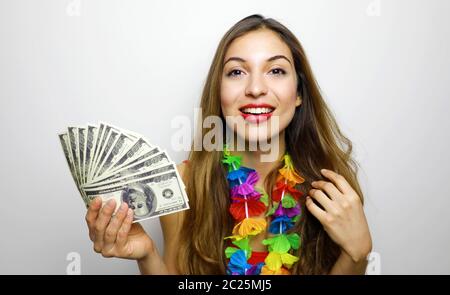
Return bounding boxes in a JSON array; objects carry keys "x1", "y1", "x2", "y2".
[
  {"x1": 270, "y1": 68, "x2": 286, "y2": 75},
  {"x1": 226, "y1": 68, "x2": 285, "y2": 77},
  {"x1": 227, "y1": 69, "x2": 244, "y2": 77}
]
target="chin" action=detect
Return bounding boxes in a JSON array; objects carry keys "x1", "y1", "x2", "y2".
[
  {"x1": 235, "y1": 128, "x2": 281, "y2": 150},
  {"x1": 223, "y1": 113, "x2": 287, "y2": 149}
]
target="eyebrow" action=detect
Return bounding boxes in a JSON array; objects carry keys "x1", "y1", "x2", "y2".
[{"x1": 223, "y1": 55, "x2": 292, "y2": 66}]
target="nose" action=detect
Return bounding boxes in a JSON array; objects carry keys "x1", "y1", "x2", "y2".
[{"x1": 245, "y1": 73, "x2": 268, "y2": 98}]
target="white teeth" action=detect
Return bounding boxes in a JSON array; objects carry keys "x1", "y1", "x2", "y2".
[{"x1": 241, "y1": 107, "x2": 274, "y2": 114}]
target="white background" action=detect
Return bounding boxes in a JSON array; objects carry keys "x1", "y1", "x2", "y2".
[{"x1": 0, "y1": 0, "x2": 449, "y2": 274}]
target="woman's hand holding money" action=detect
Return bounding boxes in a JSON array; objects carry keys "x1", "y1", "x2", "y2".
[{"x1": 85, "y1": 197, "x2": 169, "y2": 273}]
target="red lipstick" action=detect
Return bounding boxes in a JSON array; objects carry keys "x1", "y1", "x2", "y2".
[{"x1": 239, "y1": 103, "x2": 275, "y2": 124}]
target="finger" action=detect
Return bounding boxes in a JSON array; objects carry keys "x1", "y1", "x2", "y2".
[
  {"x1": 305, "y1": 196, "x2": 327, "y2": 223},
  {"x1": 308, "y1": 188, "x2": 336, "y2": 212},
  {"x1": 311, "y1": 180, "x2": 343, "y2": 200},
  {"x1": 85, "y1": 197, "x2": 102, "y2": 241},
  {"x1": 93, "y1": 199, "x2": 117, "y2": 252},
  {"x1": 103, "y1": 202, "x2": 129, "y2": 248},
  {"x1": 116, "y1": 209, "x2": 134, "y2": 249},
  {"x1": 320, "y1": 169, "x2": 353, "y2": 195}
]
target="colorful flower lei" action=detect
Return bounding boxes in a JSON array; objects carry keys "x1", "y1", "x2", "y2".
[{"x1": 222, "y1": 144, "x2": 305, "y2": 275}]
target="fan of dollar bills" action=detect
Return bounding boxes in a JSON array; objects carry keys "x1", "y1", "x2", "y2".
[{"x1": 58, "y1": 122, "x2": 189, "y2": 223}]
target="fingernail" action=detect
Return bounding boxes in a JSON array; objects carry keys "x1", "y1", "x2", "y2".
[
  {"x1": 321, "y1": 169, "x2": 327, "y2": 173},
  {"x1": 127, "y1": 208, "x2": 133, "y2": 217},
  {"x1": 107, "y1": 199, "x2": 116, "y2": 208},
  {"x1": 119, "y1": 202, "x2": 127, "y2": 211},
  {"x1": 311, "y1": 181, "x2": 316, "y2": 186}
]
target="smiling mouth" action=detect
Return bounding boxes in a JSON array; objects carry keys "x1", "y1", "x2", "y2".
[
  {"x1": 239, "y1": 103, "x2": 275, "y2": 115},
  {"x1": 238, "y1": 104, "x2": 275, "y2": 124},
  {"x1": 239, "y1": 107, "x2": 275, "y2": 115}
]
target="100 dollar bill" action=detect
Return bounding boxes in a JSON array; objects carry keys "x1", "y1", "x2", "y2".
[{"x1": 83, "y1": 170, "x2": 189, "y2": 222}]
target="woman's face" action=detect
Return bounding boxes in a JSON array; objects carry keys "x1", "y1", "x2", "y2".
[{"x1": 220, "y1": 29, "x2": 301, "y2": 145}]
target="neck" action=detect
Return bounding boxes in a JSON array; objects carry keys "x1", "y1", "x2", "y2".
[{"x1": 229, "y1": 131, "x2": 286, "y2": 180}]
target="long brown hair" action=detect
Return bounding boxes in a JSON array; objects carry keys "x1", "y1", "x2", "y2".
[{"x1": 177, "y1": 14, "x2": 364, "y2": 275}]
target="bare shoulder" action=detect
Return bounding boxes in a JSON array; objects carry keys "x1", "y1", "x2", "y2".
[
  {"x1": 158, "y1": 161, "x2": 189, "y2": 274},
  {"x1": 176, "y1": 161, "x2": 189, "y2": 183}
]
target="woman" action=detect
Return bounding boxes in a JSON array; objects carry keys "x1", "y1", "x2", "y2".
[{"x1": 85, "y1": 14, "x2": 372, "y2": 275}]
